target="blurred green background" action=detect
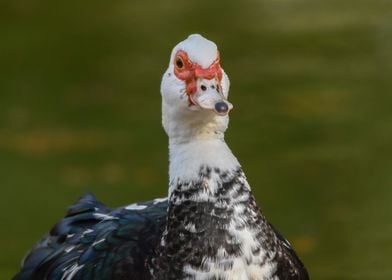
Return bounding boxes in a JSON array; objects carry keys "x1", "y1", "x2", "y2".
[{"x1": 1, "y1": 0, "x2": 392, "y2": 279}]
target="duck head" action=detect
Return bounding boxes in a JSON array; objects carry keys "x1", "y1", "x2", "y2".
[{"x1": 161, "y1": 34, "x2": 232, "y2": 141}]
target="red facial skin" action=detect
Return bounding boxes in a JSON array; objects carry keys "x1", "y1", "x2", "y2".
[{"x1": 173, "y1": 50, "x2": 223, "y2": 105}]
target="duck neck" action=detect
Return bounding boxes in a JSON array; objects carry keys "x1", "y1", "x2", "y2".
[{"x1": 168, "y1": 136, "x2": 242, "y2": 198}]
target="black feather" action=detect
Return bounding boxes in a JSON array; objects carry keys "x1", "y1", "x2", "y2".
[{"x1": 13, "y1": 193, "x2": 167, "y2": 280}]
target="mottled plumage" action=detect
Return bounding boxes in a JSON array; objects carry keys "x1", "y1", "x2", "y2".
[
  {"x1": 150, "y1": 166, "x2": 308, "y2": 280},
  {"x1": 14, "y1": 34, "x2": 309, "y2": 279}
]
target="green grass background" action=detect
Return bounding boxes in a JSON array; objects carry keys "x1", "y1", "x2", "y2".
[{"x1": 1, "y1": 0, "x2": 392, "y2": 279}]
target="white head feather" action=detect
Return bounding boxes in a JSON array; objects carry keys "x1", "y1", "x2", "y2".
[
  {"x1": 161, "y1": 34, "x2": 231, "y2": 143},
  {"x1": 169, "y1": 34, "x2": 219, "y2": 68}
]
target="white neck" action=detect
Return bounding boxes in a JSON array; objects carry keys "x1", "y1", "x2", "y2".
[{"x1": 168, "y1": 136, "x2": 240, "y2": 196}]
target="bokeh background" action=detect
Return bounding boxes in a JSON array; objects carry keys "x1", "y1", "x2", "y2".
[{"x1": 1, "y1": 0, "x2": 392, "y2": 279}]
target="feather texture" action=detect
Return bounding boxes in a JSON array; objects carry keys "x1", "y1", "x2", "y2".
[{"x1": 14, "y1": 193, "x2": 167, "y2": 280}]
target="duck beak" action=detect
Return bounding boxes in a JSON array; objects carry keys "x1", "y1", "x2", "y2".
[{"x1": 189, "y1": 80, "x2": 233, "y2": 116}]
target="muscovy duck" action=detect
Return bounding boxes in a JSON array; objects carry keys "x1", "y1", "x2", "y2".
[{"x1": 14, "y1": 34, "x2": 309, "y2": 280}]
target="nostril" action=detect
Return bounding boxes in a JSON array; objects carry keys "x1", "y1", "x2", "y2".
[
  {"x1": 201, "y1": 85, "x2": 207, "y2": 91},
  {"x1": 211, "y1": 85, "x2": 215, "y2": 89},
  {"x1": 216, "y1": 85, "x2": 220, "y2": 92}
]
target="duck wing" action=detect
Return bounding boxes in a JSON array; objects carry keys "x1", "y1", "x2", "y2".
[
  {"x1": 269, "y1": 222, "x2": 310, "y2": 280},
  {"x1": 14, "y1": 193, "x2": 168, "y2": 280}
]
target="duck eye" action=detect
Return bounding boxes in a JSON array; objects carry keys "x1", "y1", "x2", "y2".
[{"x1": 175, "y1": 57, "x2": 184, "y2": 69}]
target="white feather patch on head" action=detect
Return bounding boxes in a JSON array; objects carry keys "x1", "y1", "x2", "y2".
[{"x1": 171, "y1": 34, "x2": 219, "y2": 68}]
